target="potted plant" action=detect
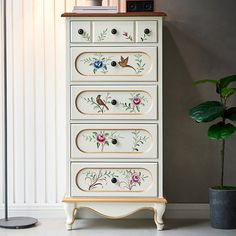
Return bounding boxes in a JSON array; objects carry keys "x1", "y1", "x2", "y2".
[{"x1": 189, "y1": 75, "x2": 236, "y2": 229}]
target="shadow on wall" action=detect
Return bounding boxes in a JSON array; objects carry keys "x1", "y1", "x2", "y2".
[{"x1": 163, "y1": 22, "x2": 222, "y2": 203}]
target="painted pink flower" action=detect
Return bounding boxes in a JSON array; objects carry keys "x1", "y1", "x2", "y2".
[
  {"x1": 123, "y1": 32, "x2": 128, "y2": 37},
  {"x1": 132, "y1": 96, "x2": 141, "y2": 106},
  {"x1": 96, "y1": 133, "x2": 106, "y2": 143},
  {"x1": 131, "y1": 173, "x2": 140, "y2": 183}
]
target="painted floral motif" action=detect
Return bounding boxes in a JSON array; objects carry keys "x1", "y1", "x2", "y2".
[
  {"x1": 81, "y1": 31, "x2": 90, "y2": 41},
  {"x1": 97, "y1": 28, "x2": 108, "y2": 41},
  {"x1": 82, "y1": 92, "x2": 148, "y2": 114},
  {"x1": 81, "y1": 54, "x2": 112, "y2": 74},
  {"x1": 81, "y1": 54, "x2": 145, "y2": 75},
  {"x1": 123, "y1": 32, "x2": 133, "y2": 41},
  {"x1": 131, "y1": 130, "x2": 149, "y2": 151},
  {"x1": 134, "y1": 54, "x2": 146, "y2": 74},
  {"x1": 120, "y1": 93, "x2": 148, "y2": 113},
  {"x1": 83, "y1": 169, "x2": 117, "y2": 190},
  {"x1": 81, "y1": 169, "x2": 148, "y2": 191},
  {"x1": 82, "y1": 131, "x2": 123, "y2": 152},
  {"x1": 82, "y1": 93, "x2": 112, "y2": 113},
  {"x1": 118, "y1": 169, "x2": 148, "y2": 190},
  {"x1": 141, "y1": 32, "x2": 151, "y2": 42}
]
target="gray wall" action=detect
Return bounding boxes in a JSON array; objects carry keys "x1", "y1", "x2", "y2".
[{"x1": 156, "y1": 0, "x2": 236, "y2": 202}]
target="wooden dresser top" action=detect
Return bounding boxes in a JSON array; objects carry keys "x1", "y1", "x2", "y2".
[{"x1": 61, "y1": 12, "x2": 167, "y2": 17}]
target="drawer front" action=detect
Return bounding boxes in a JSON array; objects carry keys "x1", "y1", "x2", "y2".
[
  {"x1": 71, "y1": 85, "x2": 157, "y2": 120},
  {"x1": 71, "y1": 162, "x2": 158, "y2": 197},
  {"x1": 71, "y1": 21, "x2": 91, "y2": 43},
  {"x1": 71, "y1": 47, "x2": 157, "y2": 82},
  {"x1": 93, "y1": 21, "x2": 134, "y2": 43},
  {"x1": 136, "y1": 21, "x2": 158, "y2": 43},
  {"x1": 71, "y1": 124, "x2": 157, "y2": 159}
]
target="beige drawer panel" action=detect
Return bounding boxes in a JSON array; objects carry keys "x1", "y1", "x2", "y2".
[
  {"x1": 71, "y1": 85, "x2": 157, "y2": 120},
  {"x1": 71, "y1": 162, "x2": 158, "y2": 197},
  {"x1": 136, "y1": 21, "x2": 158, "y2": 43},
  {"x1": 93, "y1": 21, "x2": 134, "y2": 43},
  {"x1": 71, "y1": 123, "x2": 158, "y2": 159},
  {"x1": 71, "y1": 46, "x2": 157, "y2": 82},
  {"x1": 71, "y1": 21, "x2": 91, "y2": 43}
]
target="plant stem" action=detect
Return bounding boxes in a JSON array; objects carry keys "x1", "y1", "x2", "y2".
[{"x1": 221, "y1": 138, "x2": 225, "y2": 188}]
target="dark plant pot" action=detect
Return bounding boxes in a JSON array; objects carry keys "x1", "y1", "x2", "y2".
[{"x1": 209, "y1": 187, "x2": 236, "y2": 229}]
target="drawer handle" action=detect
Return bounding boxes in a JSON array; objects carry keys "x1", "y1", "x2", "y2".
[
  {"x1": 111, "y1": 99, "x2": 117, "y2": 105},
  {"x1": 111, "y1": 28, "x2": 117, "y2": 35},
  {"x1": 144, "y1": 28, "x2": 150, "y2": 35},
  {"x1": 78, "y1": 29, "x2": 84, "y2": 35},
  {"x1": 111, "y1": 139, "x2": 117, "y2": 145},
  {"x1": 111, "y1": 61, "x2": 117, "y2": 67},
  {"x1": 111, "y1": 178, "x2": 117, "y2": 183}
]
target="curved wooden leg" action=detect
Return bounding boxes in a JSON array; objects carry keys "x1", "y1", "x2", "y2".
[
  {"x1": 64, "y1": 202, "x2": 76, "y2": 230},
  {"x1": 153, "y1": 203, "x2": 166, "y2": 230}
]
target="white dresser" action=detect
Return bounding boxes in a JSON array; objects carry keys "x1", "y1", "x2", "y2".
[{"x1": 62, "y1": 12, "x2": 167, "y2": 230}]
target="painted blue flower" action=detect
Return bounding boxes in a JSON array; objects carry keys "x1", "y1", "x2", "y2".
[{"x1": 94, "y1": 60, "x2": 103, "y2": 69}]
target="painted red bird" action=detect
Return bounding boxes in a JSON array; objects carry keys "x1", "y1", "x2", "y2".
[{"x1": 96, "y1": 95, "x2": 109, "y2": 110}]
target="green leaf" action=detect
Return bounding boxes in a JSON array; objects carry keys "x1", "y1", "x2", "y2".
[
  {"x1": 193, "y1": 79, "x2": 218, "y2": 85},
  {"x1": 218, "y1": 75, "x2": 236, "y2": 89},
  {"x1": 224, "y1": 107, "x2": 236, "y2": 121},
  {"x1": 220, "y1": 87, "x2": 236, "y2": 98},
  {"x1": 208, "y1": 122, "x2": 236, "y2": 140},
  {"x1": 96, "y1": 142, "x2": 100, "y2": 148},
  {"x1": 189, "y1": 101, "x2": 224, "y2": 123}
]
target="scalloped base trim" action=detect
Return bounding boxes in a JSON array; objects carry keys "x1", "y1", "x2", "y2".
[{"x1": 63, "y1": 197, "x2": 166, "y2": 230}]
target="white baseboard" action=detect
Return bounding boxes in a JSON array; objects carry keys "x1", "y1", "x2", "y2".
[{"x1": 0, "y1": 203, "x2": 209, "y2": 219}]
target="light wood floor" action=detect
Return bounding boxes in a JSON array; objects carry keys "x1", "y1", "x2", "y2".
[{"x1": 0, "y1": 219, "x2": 236, "y2": 236}]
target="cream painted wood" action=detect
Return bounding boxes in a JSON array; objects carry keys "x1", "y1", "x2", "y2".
[
  {"x1": 70, "y1": 162, "x2": 158, "y2": 197},
  {"x1": 93, "y1": 21, "x2": 134, "y2": 43},
  {"x1": 71, "y1": 21, "x2": 91, "y2": 43},
  {"x1": 71, "y1": 85, "x2": 157, "y2": 120},
  {"x1": 63, "y1": 201, "x2": 166, "y2": 230},
  {"x1": 63, "y1": 15, "x2": 166, "y2": 230},
  {"x1": 136, "y1": 21, "x2": 158, "y2": 43},
  {"x1": 71, "y1": 46, "x2": 157, "y2": 82},
  {"x1": 70, "y1": 123, "x2": 158, "y2": 159}
]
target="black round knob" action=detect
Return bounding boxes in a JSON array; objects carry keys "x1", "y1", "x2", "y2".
[
  {"x1": 144, "y1": 28, "x2": 150, "y2": 35},
  {"x1": 111, "y1": 99, "x2": 117, "y2": 105},
  {"x1": 78, "y1": 29, "x2": 84, "y2": 35},
  {"x1": 111, "y1": 61, "x2": 117, "y2": 67},
  {"x1": 111, "y1": 29, "x2": 117, "y2": 35},
  {"x1": 111, "y1": 139, "x2": 117, "y2": 145},
  {"x1": 111, "y1": 178, "x2": 117, "y2": 183}
]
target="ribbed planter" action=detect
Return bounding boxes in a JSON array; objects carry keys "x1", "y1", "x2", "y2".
[{"x1": 209, "y1": 187, "x2": 236, "y2": 229}]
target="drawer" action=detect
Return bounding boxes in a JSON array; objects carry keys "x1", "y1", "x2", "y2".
[
  {"x1": 71, "y1": 21, "x2": 91, "y2": 43},
  {"x1": 71, "y1": 85, "x2": 157, "y2": 120},
  {"x1": 71, "y1": 123, "x2": 158, "y2": 159},
  {"x1": 93, "y1": 21, "x2": 134, "y2": 43},
  {"x1": 71, "y1": 47, "x2": 157, "y2": 82},
  {"x1": 136, "y1": 21, "x2": 158, "y2": 43},
  {"x1": 71, "y1": 162, "x2": 158, "y2": 197}
]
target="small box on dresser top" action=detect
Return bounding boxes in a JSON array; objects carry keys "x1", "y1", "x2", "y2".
[{"x1": 61, "y1": 12, "x2": 167, "y2": 231}]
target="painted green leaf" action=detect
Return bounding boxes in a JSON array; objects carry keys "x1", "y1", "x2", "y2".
[
  {"x1": 189, "y1": 101, "x2": 224, "y2": 122},
  {"x1": 208, "y1": 122, "x2": 236, "y2": 140},
  {"x1": 224, "y1": 107, "x2": 236, "y2": 121},
  {"x1": 96, "y1": 142, "x2": 100, "y2": 149}
]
